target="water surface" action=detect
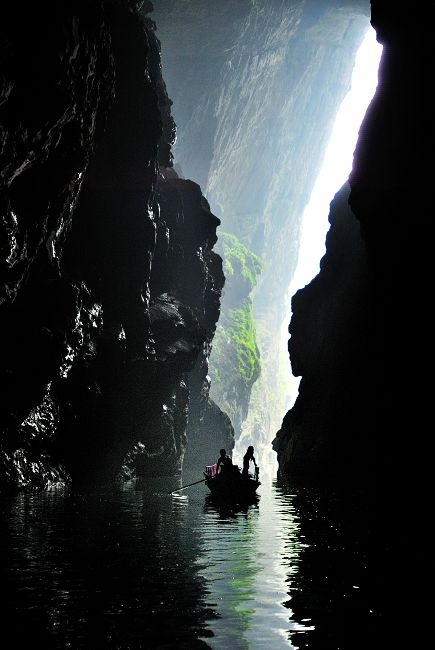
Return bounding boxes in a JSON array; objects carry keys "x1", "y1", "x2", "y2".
[{"x1": 0, "y1": 476, "x2": 378, "y2": 648}]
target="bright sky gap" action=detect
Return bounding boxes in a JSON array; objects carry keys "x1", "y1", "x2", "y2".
[{"x1": 289, "y1": 27, "x2": 383, "y2": 296}]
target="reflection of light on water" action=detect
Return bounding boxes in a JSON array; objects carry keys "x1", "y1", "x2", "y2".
[
  {"x1": 171, "y1": 493, "x2": 189, "y2": 502},
  {"x1": 244, "y1": 480, "x2": 313, "y2": 648},
  {"x1": 196, "y1": 480, "x2": 311, "y2": 648}
]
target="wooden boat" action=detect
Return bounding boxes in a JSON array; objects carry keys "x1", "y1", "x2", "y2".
[
  {"x1": 204, "y1": 491, "x2": 259, "y2": 515},
  {"x1": 203, "y1": 465, "x2": 261, "y2": 500}
]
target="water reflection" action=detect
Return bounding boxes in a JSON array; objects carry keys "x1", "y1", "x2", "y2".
[
  {"x1": 0, "y1": 484, "x2": 215, "y2": 648},
  {"x1": 0, "y1": 478, "x2": 377, "y2": 648},
  {"x1": 204, "y1": 493, "x2": 260, "y2": 519},
  {"x1": 281, "y1": 484, "x2": 377, "y2": 650},
  {"x1": 193, "y1": 479, "x2": 309, "y2": 649}
]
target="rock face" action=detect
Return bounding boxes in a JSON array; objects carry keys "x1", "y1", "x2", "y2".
[
  {"x1": 152, "y1": 0, "x2": 371, "y2": 449},
  {"x1": 274, "y1": 1, "x2": 435, "y2": 494},
  {"x1": 149, "y1": 171, "x2": 234, "y2": 477},
  {"x1": 273, "y1": 182, "x2": 372, "y2": 483},
  {"x1": 1, "y1": 0, "x2": 115, "y2": 489},
  {"x1": 348, "y1": 1, "x2": 434, "y2": 517},
  {"x1": 274, "y1": 2, "x2": 435, "y2": 635},
  {"x1": 0, "y1": 1, "x2": 225, "y2": 490}
]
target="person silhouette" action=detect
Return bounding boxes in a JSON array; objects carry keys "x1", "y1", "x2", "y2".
[
  {"x1": 216, "y1": 448, "x2": 233, "y2": 477},
  {"x1": 242, "y1": 445, "x2": 258, "y2": 478}
]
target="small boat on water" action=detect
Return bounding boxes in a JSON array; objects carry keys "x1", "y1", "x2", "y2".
[{"x1": 203, "y1": 463, "x2": 261, "y2": 500}]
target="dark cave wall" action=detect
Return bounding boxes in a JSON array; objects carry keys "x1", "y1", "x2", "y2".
[
  {"x1": 274, "y1": 3, "x2": 435, "y2": 633},
  {"x1": 348, "y1": 0, "x2": 434, "y2": 496},
  {"x1": 0, "y1": 1, "x2": 226, "y2": 490},
  {"x1": 0, "y1": 0, "x2": 115, "y2": 488},
  {"x1": 274, "y1": 0, "x2": 435, "y2": 494},
  {"x1": 273, "y1": 182, "x2": 373, "y2": 483}
]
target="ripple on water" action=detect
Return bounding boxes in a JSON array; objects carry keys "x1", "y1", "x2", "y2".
[{"x1": 1, "y1": 477, "x2": 376, "y2": 649}]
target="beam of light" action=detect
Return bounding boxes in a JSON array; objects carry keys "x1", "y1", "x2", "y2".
[{"x1": 280, "y1": 27, "x2": 383, "y2": 411}]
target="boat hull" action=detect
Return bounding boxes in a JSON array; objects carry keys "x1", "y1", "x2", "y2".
[{"x1": 204, "y1": 473, "x2": 260, "y2": 500}]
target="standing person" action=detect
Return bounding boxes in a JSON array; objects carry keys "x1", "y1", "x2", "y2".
[
  {"x1": 242, "y1": 446, "x2": 258, "y2": 478},
  {"x1": 216, "y1": 448, "x2": 233, "y2": 477}
]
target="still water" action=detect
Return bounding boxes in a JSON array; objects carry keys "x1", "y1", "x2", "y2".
[{"x1": 0, "y1": 476, "x2": 380, "y2": 649}]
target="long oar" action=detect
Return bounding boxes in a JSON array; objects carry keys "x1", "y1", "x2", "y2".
[{"x1": 169, "y1": 477, "x2": 208, "y2": 494}]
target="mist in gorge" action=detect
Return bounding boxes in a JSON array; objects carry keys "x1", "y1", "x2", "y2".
[
  {"x1": 216, "y1": 27, "x2": 382, "y2": 474},
  {"x1": 152, "y1": 1, "x2": 382, "y2": 475}
]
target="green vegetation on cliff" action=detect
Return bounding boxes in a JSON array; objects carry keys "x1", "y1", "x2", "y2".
[
  {"x1": 211, "y1": 302, "x2": 259, "y2": 388},
  {"x1": 209, "y1": 233, "x2": 263, "y2": 433},
  {"x1": 219, "y1": 232, "x2": 263, "y2": 295}
]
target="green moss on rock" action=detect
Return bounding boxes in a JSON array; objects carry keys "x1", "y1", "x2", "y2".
[
  {"x1": 217, "y1": 232, "x2": 263, "y2": 299},
  {"x1": 209, "y1": 232, "x2": 263, "y2": 433}
]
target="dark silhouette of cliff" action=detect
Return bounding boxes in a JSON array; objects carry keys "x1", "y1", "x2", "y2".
[
  {"x1": 274, "y1": 1, "x2": 434, "y2": 642},
  {"x1": 0, "y1": 1, "x2": 231, "y2": 490},
  {"x1": 274, "y1": 0, "x2": 434, "y2": 498}
]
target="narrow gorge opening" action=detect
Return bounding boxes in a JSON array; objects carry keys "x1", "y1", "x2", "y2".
[
  {"x1": 223, "y1": 27, "x2": 382, "y2": 475},
  {"x1": 153, "y1": 5, "x2": 383, "y2": 477}
]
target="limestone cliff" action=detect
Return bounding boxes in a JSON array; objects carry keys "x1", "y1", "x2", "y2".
[{"x1": 0, "y1": 1, "x2": 226, "y2": 490}]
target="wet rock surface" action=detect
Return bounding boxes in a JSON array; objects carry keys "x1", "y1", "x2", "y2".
[{"x1": 0, "y1": 2, "x2": 225, "y2": 490}]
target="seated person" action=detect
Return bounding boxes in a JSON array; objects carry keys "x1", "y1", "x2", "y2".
[{"x1": 216, "y1": 448, "x2": 233, "y2": 477}]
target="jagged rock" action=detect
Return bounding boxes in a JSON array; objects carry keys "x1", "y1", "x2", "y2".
[
  {"x1": 0, "y1": 1, "x2": 225, "y2": 490},
  {"x1": 182, "y1": 397, "x2": 234, "y2": 481},
  {"x1": 151, "y1": 171, "x2": 228, "y2": 477},
  {"x1": 274, "y1": 4, "x2": 435, "y2": 639},
  {"x1": 0, "y1": 0, "x2": 114, "y2": 490},
  {"x1": 273, "y1": 182, "x2": 372, "y2": 484}
]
